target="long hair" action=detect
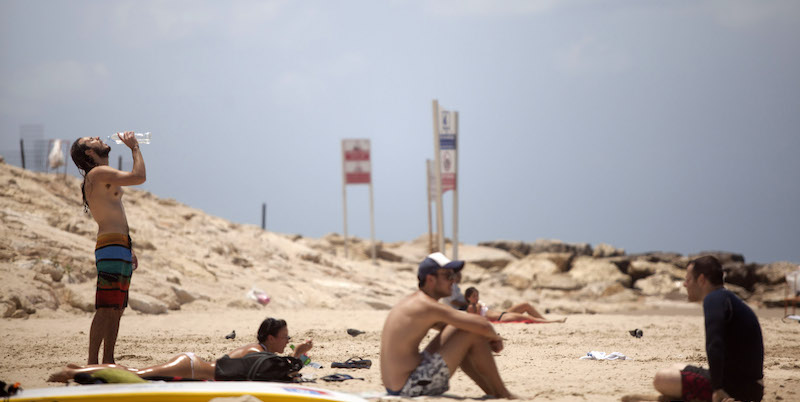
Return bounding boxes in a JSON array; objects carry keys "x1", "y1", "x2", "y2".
[
  {"x1": 257, "y1": 317, "x2": 287, "y2": 343},
  {"x1": 70, "y1": 139, "x2": 98, "y2": 213},
  {"x1": 464, "y1": 287, "x2": 478, "y2": 300}
]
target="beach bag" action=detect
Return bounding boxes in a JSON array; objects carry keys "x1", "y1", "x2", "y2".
[{"x1": 214, "y1": 352, "x2": 303, "y2": 382}]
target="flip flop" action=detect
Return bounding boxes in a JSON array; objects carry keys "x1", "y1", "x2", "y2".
[
  {"x1": 321, "y1": 374, "x2": 364, "y2": 382},
  {"x1": 331, "y1": 357, "x2": 372, "y2": 369}
]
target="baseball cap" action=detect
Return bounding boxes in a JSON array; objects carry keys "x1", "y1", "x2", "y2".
[{"x1": 418, "y1": 252, "x2": 464, "y2": 280}]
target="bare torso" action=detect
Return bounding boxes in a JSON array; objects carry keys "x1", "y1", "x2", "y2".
[
  {"x1": 85, "y1": 167, "x2": 130, "y2": 235},
  {"x1": 380, "y1": 292, "x2": 448, "y2": 391}
]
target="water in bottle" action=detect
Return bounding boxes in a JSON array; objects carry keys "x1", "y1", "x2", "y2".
[
  {"x1": 107, "y1": 132, "x2": 151, "y2": 145},
  {"x1": 290, "y1": 344, "x2": 312, "y2": 366}
]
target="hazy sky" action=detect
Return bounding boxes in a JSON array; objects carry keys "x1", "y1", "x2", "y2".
[{"x1": 2, "y1": 0, "x2": 799, "y2": 264}]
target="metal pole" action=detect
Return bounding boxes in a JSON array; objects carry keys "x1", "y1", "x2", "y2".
[
  {"x1": 452, "y1": 111, "x2": 459, "y2": 260},
  {"x1": 19, "y1": 139, "x2": 25, "y2": 169},
  {"x1": 118, "y1": 155, "x2": 122, "y2": 170},
  {"x1": 341, "y1": 141, "x2": 349, "y2": 258},
  {"x1": 261, "y1": 203, "x2": 266, "y2": 230}
]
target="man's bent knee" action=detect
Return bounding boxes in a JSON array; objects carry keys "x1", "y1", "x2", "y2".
[{"x1": 653, "y1": 368, "x2": 681, "y2": 397}]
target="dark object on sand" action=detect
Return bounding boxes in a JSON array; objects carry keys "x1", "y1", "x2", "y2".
[
  {"x1": 225, "y1": 330, "x2": 236, "y2": 340},
  {"x1": 321, "y1": 374, "x2": 364, "y2": 382},
  {"x1": 331, "y1": 357, "x2": 372, "y2": 369},
  {"x1": 346, "y1": 328, "x2": 365, "y2": 337},
  {"x1": 0, "y1": 381, "x2": 22, "y2": 397},
  {"x1": 629, "y1": 329, "x2": 643, "y2": 338}
]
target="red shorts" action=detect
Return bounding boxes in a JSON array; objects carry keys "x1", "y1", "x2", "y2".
[{"x1": 680, "y1": 365, "x2": 712, "y2": 402}]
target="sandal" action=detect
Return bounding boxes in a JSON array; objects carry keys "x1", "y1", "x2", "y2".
[
  {"x1": 331, "y1": 357, "x2": 372, "y2": 369},
  {"x1": 321, "y1": 374, "x2": 364, "y2": 382}
]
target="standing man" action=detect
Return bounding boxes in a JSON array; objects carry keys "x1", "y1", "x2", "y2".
[
  {"x1": 652, "y1": 256, "x2": 764, "y2": 402},
  {"x1": 70, "y1": 132, "x2": 145, "y2": 364},
  {"x1": 380, "y1": 252, "x2": 514, "y2": 398}
]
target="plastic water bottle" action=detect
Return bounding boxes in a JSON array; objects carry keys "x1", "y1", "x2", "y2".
[
  {"x1": 107, "y1": 132, "x2": 151, "y2": 145},
  {"x1": 290, "y1": 344, "x2": 311, "y2": 366}
]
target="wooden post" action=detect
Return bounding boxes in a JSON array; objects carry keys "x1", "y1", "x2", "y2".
[
  {"x1": 369, "y1": 180, "x2": 377, "y2": 265},
  {"x1": 452, "y1": 111, "x2": 459, "y2": 260},
  {"x1": 19, "y1": 139, "x2": 25, "y2": 169},
  {"x1": 426, "y1": 160, "x2": 434, "y2": 253},
  {"x1": 432, "y1": 100, "x2": 445, "y2": 254},
  {"x1": 341, "y1": 141, "x2": 349, "y2": 258}
]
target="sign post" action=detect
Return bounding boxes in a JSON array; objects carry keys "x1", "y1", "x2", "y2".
[
  {"x1": 341, "y1": 139, "x2": 376, "y2": 264},
  {"x1": 426, "y1": 159, "x2": 438, "y2": 253},
  {"x1": 432, "y1": 100, "x2": 459, "y2": 259}
]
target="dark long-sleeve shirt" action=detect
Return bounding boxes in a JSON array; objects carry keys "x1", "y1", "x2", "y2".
[{"x1": 703, "y1": 288, "x2": 764, "y2": 399}]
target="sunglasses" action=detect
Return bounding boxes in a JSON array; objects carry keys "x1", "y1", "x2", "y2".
[{"x1": 436, "y1": 270, "x2": 456, "y2": 280}]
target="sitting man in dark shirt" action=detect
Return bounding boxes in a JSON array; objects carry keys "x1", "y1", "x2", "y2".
[{"x1": 652, "y1": 255, "x2": 764, "y2": 402}]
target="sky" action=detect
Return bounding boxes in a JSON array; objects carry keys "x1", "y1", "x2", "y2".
[{"x1": 1, "y1": 0, "x2": 799, "y2": 264}]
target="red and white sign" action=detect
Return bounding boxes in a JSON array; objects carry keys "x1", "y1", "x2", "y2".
[
  {"x1": 342, "y1": 139, "x2": 371, "y2": 184},
  {"x1": 439, "y1": 109, "x2": 457, "y2": 193}
]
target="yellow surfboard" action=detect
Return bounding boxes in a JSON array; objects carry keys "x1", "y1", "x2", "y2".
[{"x1": 9, "y1": 381, "x2": 368, "y2": 402}]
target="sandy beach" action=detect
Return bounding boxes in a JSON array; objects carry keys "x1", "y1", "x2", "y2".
[
  {"x1": 1, "y1": 306, "x2": 798, "y2": 401},
  {"x1": 1, "y1": 163, "x2": 798, "y2": 401}
]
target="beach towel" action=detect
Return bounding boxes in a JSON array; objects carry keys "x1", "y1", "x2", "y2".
[
  {"x1": 579, "y1": 351, "x2": 630, "y2": 360},
  {"x1": 489, "y1": 319, "x2": 545, "y2": 324}
]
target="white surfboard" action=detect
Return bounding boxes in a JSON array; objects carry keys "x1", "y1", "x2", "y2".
[{"x1": 8, "y1": 381, "x2": 368, "y2": 402}]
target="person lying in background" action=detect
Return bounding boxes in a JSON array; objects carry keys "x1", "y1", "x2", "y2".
[
  {"x1": 464, "y1": 287, "x2": 566, "y2": 324},
  {"x1": 48, "y1": 317, "x2": 312, "y2": 382}
]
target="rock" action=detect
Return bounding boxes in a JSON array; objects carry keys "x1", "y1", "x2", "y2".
[
  {"x1": 757, "y1": 287, "x2": 787, "y2": 308},
  {"x1": 375, "y1": 247, "x2": 404, "y2": 263},
  {"x1": 725, "y1": 283, "x2": 752, "y2": 300},
  {"x1": 532, "y1": 273, "x2": 584, "y2": 291},
  {"x1": 690, "y1": 251, "x2": 745, "y2": 265},
  {"x1": 501, "y1": 256, "x2": 560, "y2": 290},
  {"x1": 470, "y1": 258, "x2": 513, "y2": 270},
  {"x1": 172, "y1": 286, "x2": 198, "y2": 305},
  {"x1": 529, "y1": 239, "x2": 593, "y2": 256},
  {"x1": 634, "y1": 272, "x2": 683, "y2": 296},
  {"x1": 628, "y1": 260, "x2": 684, "y2": 281},
  {"x1": 166, "y1": 276, "x2": 181, "y2": 285},
  {"x1": 10, "y1": 309, "x2": 28, "y2": 319},
  {"x1": 10, "y1": 295, "x2": 36, "y2": 314},
  {"x1": 628, "y1": 252, "x2": 685, "y2": 265},
  {"x1": 298, "y1": 252, "x2": 322, "y2": 264},
  {"x1": 231, "y1": 257, "x2": 253, "y2": 268},
  {"x1": 568, "y1": 257, "x2": 631, "y2": 287},
  {"x1": 2, "y1": 301, "x2": 16, "y2": 318},
  {"x1": 477, "y1": 240, "x2": 530, "y2": 258},
  {"x1": 755, "y1": 261, "x2": 799, "y2": 285},
  {"x1": 532, "y1": 252, "x2": 573, "y2": 272},
  {"x1": 63, "y1": 288, "x2": 95, "y2": 313},
  {"x1": 592, "y1": 243, "x2": 625, "y2": 258},
  {"x1": 128, "y1": 294, "x2": 168, "y2": 315},
  {"x1": 723, "y1": 262, "x2": 759, "y2": 290},
  {"x1": 575, "y1": 281, "x2": 628, "y2": 300}
]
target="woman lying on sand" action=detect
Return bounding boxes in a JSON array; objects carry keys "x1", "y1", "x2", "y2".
[
  {"x1": 465, "y1": 287, "x2": 566, "y2": 324},
  {"x1": 48, "y1": 317, "x2": 311, "y2": 383}
]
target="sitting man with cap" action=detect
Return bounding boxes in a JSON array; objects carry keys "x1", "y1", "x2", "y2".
[{"x1": 380, "y1": 252, "x2": 515, "y2": 398}]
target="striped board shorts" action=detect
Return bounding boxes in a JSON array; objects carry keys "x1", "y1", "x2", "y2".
[{"x1": 95, "y1": 233, "x2": 133, "y2": 309}]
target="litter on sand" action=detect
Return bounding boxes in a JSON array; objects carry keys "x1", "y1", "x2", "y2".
[{"x1": 579, "y1": 351, "x2": 631, "y2": 361}]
